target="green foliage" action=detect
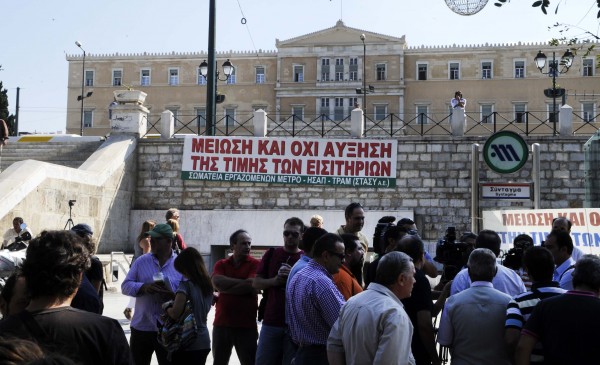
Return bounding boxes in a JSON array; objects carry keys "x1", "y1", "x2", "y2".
[
  {"x1": 548, "y1": 23, "x2": 599, "y2": 68},
  {"x1": 494, "y1": 1, "x2": 600, "y2": 68},
  {"x1": 494, "y1": 0, "x2": 600, "y2": 18},
  {"x1": 0, "y1": 80, "x2": 17, "y2": 136}
]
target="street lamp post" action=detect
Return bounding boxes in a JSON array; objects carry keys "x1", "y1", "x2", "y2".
[
  {"x1": 360, "y1": 34, "x2": 366, "y2": 115},
  {"x1": 199, "y1": 59, "x2": 234, "y2": 134},
  {"x1": 534, "y1": 49, "x2": 574, "y2": 135},
  {"x1": 75, "y1": 41, "x2": 87, "y2": 136}
]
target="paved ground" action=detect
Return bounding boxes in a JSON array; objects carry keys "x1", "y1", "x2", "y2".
[{"x1": 103, "y1": 290, "x2": 248, "y2": 365}]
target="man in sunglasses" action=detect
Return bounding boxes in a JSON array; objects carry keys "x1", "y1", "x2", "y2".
[
  {"x1": 287, "y1": 233, "x2": 346, "y2": 365},
  {"x1": 253, "y1": 217, "x2": 305, "y2": 365}
]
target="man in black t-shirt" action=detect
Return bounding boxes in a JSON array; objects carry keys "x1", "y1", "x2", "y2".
[
  {"x1": 396, "y1": 235, "x2": 444, "y2": 365},
  {"x1": 0, "y1": 230, "x2": 131, "y2": 365},
  {"x1": 517, "y1": 254, "x2": 600, "y2": 365}
]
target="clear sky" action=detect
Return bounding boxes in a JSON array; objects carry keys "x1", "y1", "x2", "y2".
[{"x1": 1, "y1": 0, "x2": 598, "y2": 134}]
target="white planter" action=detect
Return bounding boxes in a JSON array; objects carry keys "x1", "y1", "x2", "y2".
[{"x1": 113, "y1": 90, "x2": 147, "y2": 105}]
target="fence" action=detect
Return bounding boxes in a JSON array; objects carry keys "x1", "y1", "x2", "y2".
[{"x1": 142, "y1": 110, "x2": 599, "y2": 138}]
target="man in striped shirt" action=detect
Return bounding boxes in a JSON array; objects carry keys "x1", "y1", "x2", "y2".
[
  {"x1": 505, "y1": 246, "x2": 566, "y2": 364},
  {"x1": 286, "y1": 233, "x2": 346, "y2": 365}
]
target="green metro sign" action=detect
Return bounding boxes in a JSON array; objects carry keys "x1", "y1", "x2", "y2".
[{"x1": 483, "y1": 131, "x2": 529, "y2": 174}]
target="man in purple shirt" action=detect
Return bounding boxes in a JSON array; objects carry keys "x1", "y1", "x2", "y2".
[
  {"x1": 122, "y1": 224, "x2": 183, "y2": 365},
  {"x1": 286, "y1": 233, "x2": 346, "y2": 365}
]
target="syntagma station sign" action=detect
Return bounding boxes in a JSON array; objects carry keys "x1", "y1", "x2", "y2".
[{"x1": 181, "y1": 136, "x2": 398, "y2": 188}]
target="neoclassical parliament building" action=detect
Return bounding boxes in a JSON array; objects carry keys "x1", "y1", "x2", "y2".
[{"x1": 66, "y1": 21, "x2": 599, "y2": 136}]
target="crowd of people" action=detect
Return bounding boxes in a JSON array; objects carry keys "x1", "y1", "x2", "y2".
[{"x1": 1, "y1": 205, "x2": 600, "y2": 365}]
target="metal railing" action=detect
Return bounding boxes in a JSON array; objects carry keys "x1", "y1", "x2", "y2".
[{"x1": 141, "y1": 110, "x2": 599, "y2": 138}]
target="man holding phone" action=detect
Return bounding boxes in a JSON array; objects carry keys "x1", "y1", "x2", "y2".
[
  {"x1": 451, "y1": 91, "x2": 466, "y2": 109},
  {"x1": 122, "y1": 223, "x2": 183, "y2": 365},
  {"x1": 253, "y1": 217, "x2": 305, "y2": 365}
]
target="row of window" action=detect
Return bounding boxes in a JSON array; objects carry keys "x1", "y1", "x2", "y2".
[
  {"x1": 416, "y1": 58, "x2": 595, "y2": 80},
  {"x1": 83, "y1": 56, "x2": 596, "y2": 89},
  {"x1": 84, "y1": 66, "x2": 264, "y2": 87}
]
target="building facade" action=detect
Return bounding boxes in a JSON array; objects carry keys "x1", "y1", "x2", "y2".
[{"x1": 66, "y1": 20, "x2": 599, "y2": 136}]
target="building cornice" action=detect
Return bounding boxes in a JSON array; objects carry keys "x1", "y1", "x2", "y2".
[{"x1": 66, "y1": 50, "x2": 278, "y2": 61}]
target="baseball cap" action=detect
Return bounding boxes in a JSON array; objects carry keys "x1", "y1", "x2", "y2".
[
  {"x1": 71, "y1": 223, "x2": 93, "y2": 237},
  {"x1": 398, "y1": 218, "x2": 415, "y2": 225},
  {"x1": 147, "y1": 223, "x2": 173, "y2": 239}
]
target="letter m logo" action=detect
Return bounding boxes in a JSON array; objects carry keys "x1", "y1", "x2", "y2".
[{"x1": 490, "y1": 144, "x2": 520, "y2": 162}]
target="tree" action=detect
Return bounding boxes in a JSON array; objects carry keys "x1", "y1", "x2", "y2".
[
  {"x1": 0, "y1": 80, "x2": 17, "y2": 136},
  {"x1": 494, "y1": 0, "x2": 600, "y2": 18},
  {"x1": 494, "y1": 1, "x2": 599, "y2": 66}
]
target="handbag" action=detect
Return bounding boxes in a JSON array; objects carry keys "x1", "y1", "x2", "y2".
[{"x1": 157, "y1": 282, "x2": 198, "y2": 359}]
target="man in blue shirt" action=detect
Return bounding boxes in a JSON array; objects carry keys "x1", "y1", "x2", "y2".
[
  {"x1": 287, "y1": 233, "x2": 346, "y2": 365},
  {"x1": 451, "y1": 229, "x2": 525, "y2": 296},
  {"x1": 122, "y1": 223, "x2": 183, "y2": 365}
]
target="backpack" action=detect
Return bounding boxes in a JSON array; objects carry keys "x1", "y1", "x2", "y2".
[{"x1": 157, "y1": 282, "x2": 198, "y2": 359}]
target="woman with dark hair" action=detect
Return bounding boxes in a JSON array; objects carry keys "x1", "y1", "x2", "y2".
[
  {"x1": 0, "y1": 230, "x2": 131, "y2": 365},
  {"x1": 166, "y1": 247, "x2": 214, "y2": 364}
]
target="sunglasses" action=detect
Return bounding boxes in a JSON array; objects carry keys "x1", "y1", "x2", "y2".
[
  {"x1": 327, "y1": 250, "x2": 346, "y2": 260},
  {"x1": 283, "y1": 230, "x2": 300, "y2": 238}
]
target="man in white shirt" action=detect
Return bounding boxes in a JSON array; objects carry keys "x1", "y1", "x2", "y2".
[
  {"x1": 438, "y1": 248, "x2": 512, "y2": 365},
  {"x1": 451, "y1": 230, "x2": 525, "y2": 297},
  {"x1": 327, "y1": 251, "x2": 416, "y2": 365},
  {"x1": 2, "y1": 217, "x2": 33, "y2": 249}
]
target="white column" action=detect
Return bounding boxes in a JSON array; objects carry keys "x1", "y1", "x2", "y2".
[
  {"x1": 253, "y1": 109, "x2": 268, "y2": 137},
  {"x1": 451, "y1": 107, "x2": 466, "y2": 136},
  {"x1": 160, "y1": 110, "x2": 174, "y2": 139},
  {"x1": 110, "y1": 104, "x2": 149, "y2": 137},
  {"x1": 559, "y1": 104, "x2": 573, "y2": 136},
  {"x1": 351, "y1": 107, "x2": 364, "y2": 138}
]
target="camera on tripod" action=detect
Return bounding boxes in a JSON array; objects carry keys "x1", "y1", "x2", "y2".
[{"x1": 65, "y1": 199, "x2": 77, "y2": 230}]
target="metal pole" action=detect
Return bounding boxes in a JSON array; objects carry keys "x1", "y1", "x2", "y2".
[
  {"x1": 551, "y1": 52, "x2": 557, "y2": 136},
  {"x1": 206, "y1": 0, "x2": 217, "y2": 136},
  {"x1": 532, "y1": 143, "x2": 541, "y2": 209},
  {"x1": 15, "y1": 87, "x2": 19, "y2": 136},
  {"x1": 362, "y1": 37, "x2": 366, "y2": 121},
  {"x1": 80, "y1": 49, "x2": 85, "y2": 136},
  {"x1": 471, "y1": 143, "x2": 480, "y2": 234}
]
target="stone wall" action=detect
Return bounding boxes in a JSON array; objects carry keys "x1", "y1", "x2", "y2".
[
  {"x1": 0, "y1": 136, "x2": 138, "y2": 253},
  {"x1": 134, "y1": 135, "x2": 588, "y2": 243}
]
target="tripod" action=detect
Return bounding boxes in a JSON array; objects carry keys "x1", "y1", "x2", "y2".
[{"x1": 64, "y1": 201, "x2": 75, "y2": 230}]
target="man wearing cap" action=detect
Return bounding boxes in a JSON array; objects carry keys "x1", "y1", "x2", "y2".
[
  {"x1": 122, "y1": 223, "x2": 184, "y2": 365},
  {"x1": 71, "y1": 223, "x2": 103, "y2": 314}
]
